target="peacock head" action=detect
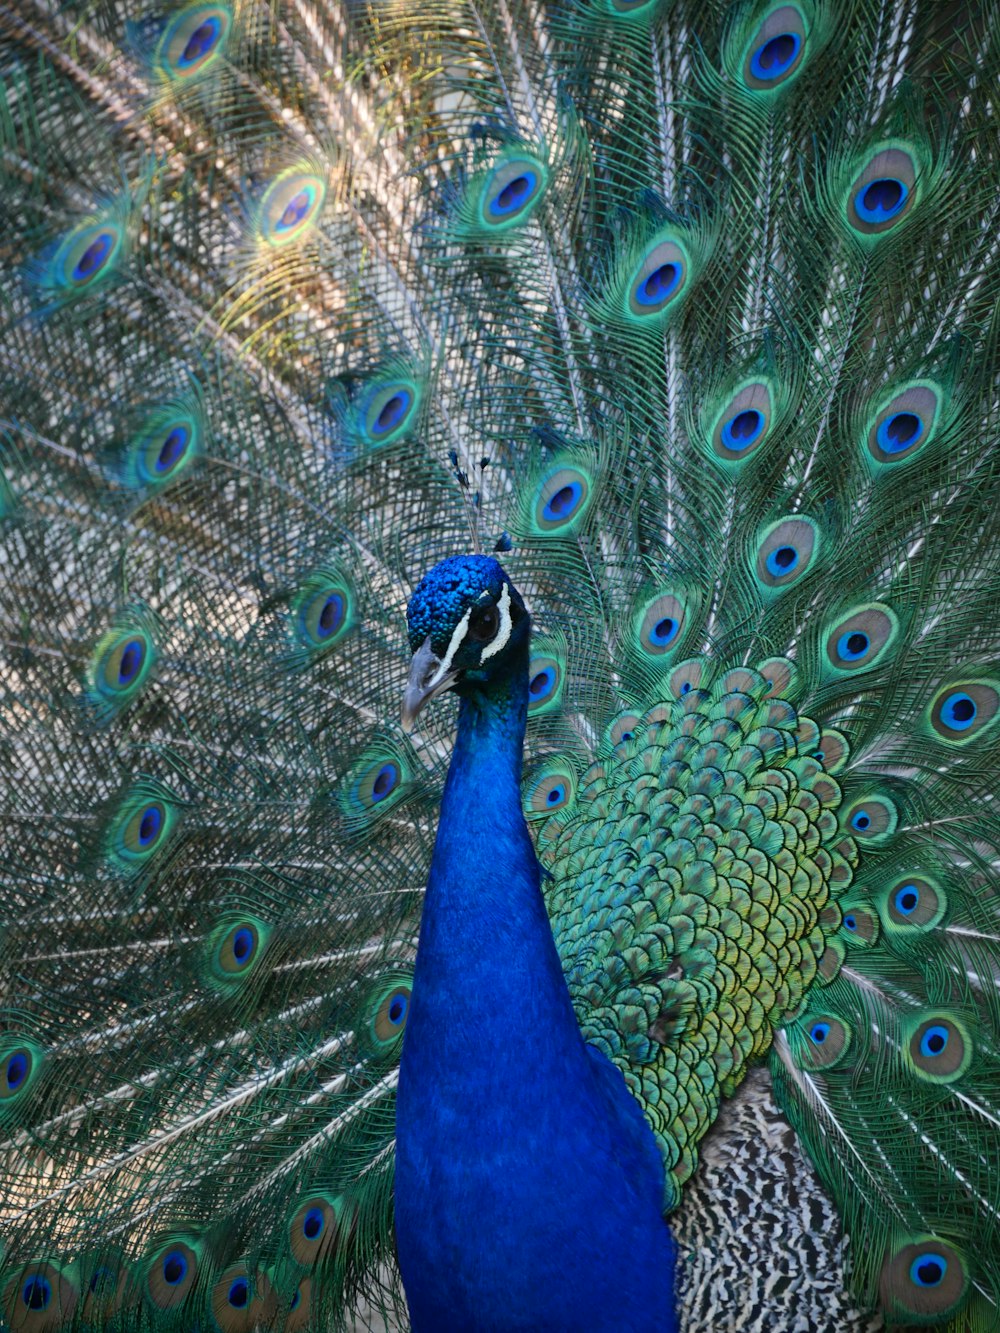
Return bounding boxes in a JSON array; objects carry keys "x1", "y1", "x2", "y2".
[{"x1": 401, "y1": 554, "x2": 530, "y2": 731}]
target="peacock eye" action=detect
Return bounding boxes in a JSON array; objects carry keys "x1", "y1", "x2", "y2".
[{"x1": 468, "y1": 605, "x2": 499, "y2": 643}]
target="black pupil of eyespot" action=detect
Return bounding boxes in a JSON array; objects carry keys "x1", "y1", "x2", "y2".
[
  {"x1": 952, "y1": 697, "x2": 975, "y2": 721},
  {"x1": 183, "y1": 22, "x2": 216, "y2": 62},
  {"x1": 759, "y1": 33, "x2": 796, "y2": 69},
  {"x1": 887, "y1": 412, "x2": 919, "y2": 445},
  {"x1": 863, "y1": 178, "x2": 902, "y2": 212},
  {"x1": 25, "y1": 1280, "x2": 47, "y2": 1309},
  {"x1": 846, "y1": 632, "x2": 868, "y2": 656},
  {"x1": 927, "y1": 1031, "x2": 945, "y2": 1054},
  {"x1": 917, "y1": 1260, "x2": 943, "y2": 1285},
  {"x1": 730, "y1": 410, "x2": 760, "y2": 440},
  {"x1": 644, "y1": 263, "x2": 677, "y2": 298},
  {"x1": 498, "y1": 176, "x2": 530, "y2": 209}
]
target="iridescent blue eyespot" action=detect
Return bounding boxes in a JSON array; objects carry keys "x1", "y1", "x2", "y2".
[
  {"x1": 293, "y1": 573, "x2": 353, "y2": 659},
  {"x1": 1, "y1": 1044, "x2": 38, "y2": 1104},
  {"x1": 847, "y1": 148, "x2": 918, "y2": 238},
  {"x1": 929, "y1": 680, "x2": 999, "y2": 743},
  {"x1": 369, "y1": 980, "x2": 413, "y2": 1050},
  {"x1": 532, "y1": 464, "x2": 593, "y2": 535},
  {"x1": 843, "y1": 914, "x2": 857, "y2": 932},
  {"x1": 138, "y1": 805, "x2": 162, "y2": 846},
  {"x1": 755, "y1": 517, "x2": 820, "y2": 594},
  {"x1": 920, "y1": 1025, "x2": 949, "y2": 1058},
  {"x1": 116, "y1": 639, "x2": 145, "y2": 685},
  {"x1": 908, "y1": 1015, "x2": 969, "y2": 1081},
  {"x1": 124, "y1": 404, "x2": 203, "y2": 492},
  {"x1": 227, "y1": 1278, "x2": 249, "y2": 1308},
  {"x1": 303, "y1": 1208, "x2": 325, "y2": 1241},
  {"x1": 721, "y1": 409, "x2": 764, "y2": 452},
  {"x1": 107, "y1": 789, "x2": 175, "y2": 863},
  {"x1": 46, "y1": 220, "x2": 126, "y2": 296},
  {"x1": 155, "y1": 426, "x2": 189, "y2": 475},
  {"x1": 371, "y1": 764, "x2": 398, "y2": 803},
  {"x1": 876, "y1": 411, "x2": 923, "y2": 454},
  {"x1": 258, "y1": 172, "x2": 327, "y2": 248},
  {"x1": 796, "y1": 1014, "x2": 851, "y2": 1069},
  {"x1": 22, "y1": 1277, "x2": 52, "y2": 1311},
  {"x1": 157, "y1": 4, "x2": 232, "y2": 82},
  {"x1": 530, "y1": 667, "x2": 557, "y2": 700},
  {"x1": 357, "y1": 378, "x2": 421, "y2": 448},
  {"x1": 342, "y1": 750, "x2": 410, "y2": 824},
  {"x1": 74, "y1": 231, "x2": 114, "y2": 281},
  {"x1": 766, "y1": 545, "x2": 798, "y2": 576},
  {"x1": 939, "y1": 692, "x2": 977, "y2": 731},
  {"x1": 855, "y1": 177, "x2": 908, "y2": 225},
  {"x1": 523, "y1": 650, "x2": 564, "y2": 715},
  {"x1": 317, "y1": 594, "x2": 345, "y2": 641},
  {"x1": 750, "y1": 31, "x2": 801, "y2": 81},
  {"x1": 180, "y1": 15, "x2": 221, "y2": 66},
  {"x1": 7, "y1": 1052, "x2": 28, "y2": 1091},
  {"x1": 525, "y1": 763, "x2": 576, "y2": 818},
  {"x1": 212, "y1": 919, "x2": 266, "y2": 983},
  {"x1": 910, "y1": 1255, "x2": 947, "y2": 1288},
  {"x1": 232, "y1": 928, "x2": 254, "y2": 967},
  {"x1": 627, "y1": 237, "x2": 689, "y2": 320},
  {"x1": 372, "y1": 390, "x2": 412, "y2": 438},
  {"x1": 739, "y1": 7, "x2": 809, "y2": 91},
  {"x1": 542, "y1": 481, "x2": 583, "y2": 524},
  {"x1": 636, "y1": 263, "x2": 680, "y2": 306},
  {"x1": 479, "y1": 157, "x2": 547, "y2": 229},
  {"x1": 895, "y1": 885, "x2": 918, "y2": 914},
  {"x1": 837, "y1": 631, "x2": 870, "y2": 662},
  {"x1": 681, "y1": 681, "x2": 691, "y2": 695},
  {"x1": 851, "y1": 810, "x2": 871, "y2": 831},
  {"x1": 276, "y1": 190, "x2": 313, "y2": 233},
  {"x1": 637, "y1": 593, "x2": 688, "y2": 657},
  {"x1": 489, "y1": 170, "x2": 537, "y2": 218},
  {"x1": 163, "y1": 1252, "x2": 188, "y2": 1286}
]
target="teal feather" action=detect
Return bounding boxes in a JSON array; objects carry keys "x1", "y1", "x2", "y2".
[{"x1": 1, "y1": 0, "x2": 999, "y2": 1329}]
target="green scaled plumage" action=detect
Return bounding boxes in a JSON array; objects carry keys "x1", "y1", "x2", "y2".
[{"x1": 1, "y1": 0, "x2": 1000, "y2": 1330}]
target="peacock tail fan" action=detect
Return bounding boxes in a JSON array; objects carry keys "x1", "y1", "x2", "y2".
[{"x1": 1, "y1": 0, "x2": 999, "y2": 1330}]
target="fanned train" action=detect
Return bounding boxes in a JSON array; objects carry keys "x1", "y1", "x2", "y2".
[{"x1": 1, "y1": 0, "x2": 999, "y2": 1329}]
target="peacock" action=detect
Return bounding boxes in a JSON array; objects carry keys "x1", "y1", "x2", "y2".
[{"x1": 1, "y1": 0, "x2": 999, "y2": 1328}]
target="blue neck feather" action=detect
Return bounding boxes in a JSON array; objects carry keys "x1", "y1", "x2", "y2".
[{"x1": 395, "y1": 635, "x2": 677, "y2": 1333}]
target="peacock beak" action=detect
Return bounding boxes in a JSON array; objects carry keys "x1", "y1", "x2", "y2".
[{"x1": 401, "y1": 636, "x2": 460, "y2": 733}]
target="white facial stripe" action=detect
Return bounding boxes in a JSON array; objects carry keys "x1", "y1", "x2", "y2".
[
  {"x1": 431, "y1": 582, "x2": 513, "y2": 682},
  {"x1": 479, "y1": 582, "x2": 512, "y2": 661},
  {"x1": 433, "y1": 604, "x2": 474, "y2": 683}
]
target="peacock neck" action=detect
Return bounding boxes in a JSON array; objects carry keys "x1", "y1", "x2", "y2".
[
  {"x1": 395, "y1": 634, "x2": 678, "y2": 1332},
  {"x1": 407, "y1": 635, "x2": 583, "y2": 1067}
]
